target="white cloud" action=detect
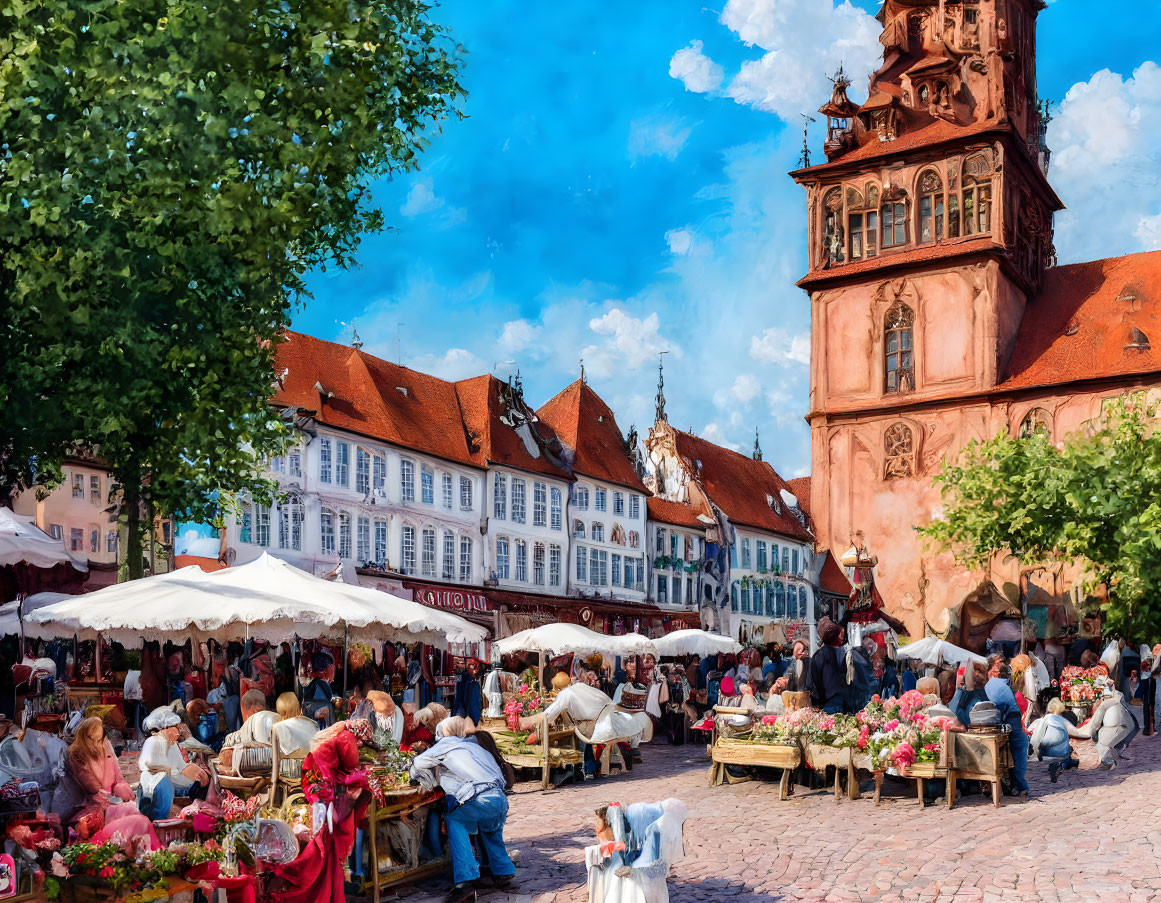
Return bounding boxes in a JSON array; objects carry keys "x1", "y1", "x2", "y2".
[
  {"x1": 750, "y1": 328, "x2": 810, "y2": 366},
  {"x1": 586, "y1": 308, "x2": 675, "y2": 372},
  {"x1": 666, "y1": 227, "x2": 694, "y2": 255},
  {"x1": 669, "y1": 40, "x2": 725, "y2": 95},
  {"x1": 1049, "y1": 62, "x2": 1161, "y2": 263},
  {"x1": 718, "y1": 0, "x2": 881, "y2": 121},
  {"x1": 700, "y1": 421, "x2": 743, "y2": 452},
  {"x1": 499, "y1": 319, "x2": 541, "y2": 353},
  {"x1": 407, "y1": 347, "x2": 486, "y2": 381},
  {"x1": 628, "y1": 113, "x2": 694, "y2": 162},
  {"x1": 400, "y1": 179, "x2": 444, "y2": 217},
  {"x1": 714, "y1": 373, "x2": 762, "y2": 409}
]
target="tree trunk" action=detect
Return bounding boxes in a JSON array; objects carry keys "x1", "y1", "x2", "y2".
[{"x1": 125, "y1": 485, "x2": 144, "y2": 581}]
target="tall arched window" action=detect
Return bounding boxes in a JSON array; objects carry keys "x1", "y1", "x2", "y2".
[
  {"x1": 279, "y1": 494, "x2": 303, "y2": 551},
  {"x1": 917, "y1": 170, "x2": 943, "y2": 243},
  {"x1": 884, "y1": 304, "x2": 915, "y2": 392},
  {"x1": 963, "y1": 178, "x2": 992, "y2": 236},
  {"x1": 884, "y1": 422, "x2": 916, "y2": 479},
  {"x1": 1019, "y1": 408, "x2": 1052, "y2": 439},
  {"x1": 822, "y1": 187, "x2": 844, "y2": 264}
]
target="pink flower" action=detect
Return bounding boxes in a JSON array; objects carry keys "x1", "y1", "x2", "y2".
[
  {"x1": 884, "y1": 719, "x2": 900, "y2": 732},
  {"x1": 856, "y1": 737, "x2": 867, "y2": 749},
  {"x1": 99, "y1": 866, "x2": 115, "y2": 879},
  {"x1": 760, "y1": 715, "x2": 778, "y2": 725}
]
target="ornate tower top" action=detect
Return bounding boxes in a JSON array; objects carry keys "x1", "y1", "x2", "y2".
[
  {"x1": 654, "y1": 351, "x2": 668, "y2": 424},
  {"x1": 752, "y1": 428, "x2": 763, "y2": 461}
]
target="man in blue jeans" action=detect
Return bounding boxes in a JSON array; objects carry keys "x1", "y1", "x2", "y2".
[
  {"x1": 984, "y1": 661, "x2": 1030, "y2": 798},
  {"x1": 410, "y1": 716, "x2": 516, "y2": 902}
]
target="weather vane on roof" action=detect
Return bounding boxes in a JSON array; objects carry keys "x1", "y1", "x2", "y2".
[{"x1": 798, "y1": 113, "x2": 817, "y2": 169}]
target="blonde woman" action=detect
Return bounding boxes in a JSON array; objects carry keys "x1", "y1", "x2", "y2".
[{"x1": 270, "y1": 692, "x2": 320, "y2": 758}]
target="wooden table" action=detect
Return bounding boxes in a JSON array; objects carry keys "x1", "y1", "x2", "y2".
[
  {"x1": 948, "y1": 729, "x2": 1012, "y2": 809},
  {"x1": 873, "y1": 761, "x2": 950, "y2": 808},
  {"x1": 364, "y1": 787, "x2": 450, "y2": 903},
  {"x1": 479, "y1": 718, "x2": 584, "y2": 790},
  {"x1": 709, "y1": 738, "x2": 800, "y2": 799},
  {"x1": 804, "y1": 743, "x2": 859, "y2": 802}
]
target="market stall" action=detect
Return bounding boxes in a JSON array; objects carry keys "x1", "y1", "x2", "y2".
[
  {"x1": 652, "y1": 628, "x2": 741, "y2": 658},
  {"x1": 488, "y1": 624, "x2": 655, "y2": 788},
  {"x1": 15, "y1": 554, "x2": 485, "y2": 903}
]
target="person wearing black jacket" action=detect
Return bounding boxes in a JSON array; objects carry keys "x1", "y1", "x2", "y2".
[
  {"x1": 452, "y1": 658, "x2": 484, "y2": 726},
  {"x1": 810, "y1": 617, "x2": 850, "y2": 714}
]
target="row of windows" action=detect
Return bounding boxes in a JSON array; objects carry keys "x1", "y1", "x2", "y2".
[
  {"x1": 70, "y1": 474, "x2": 105, "y2": 505},
  {"x1": 574, "y1": 521, "x2": 640, "y2": 548},
  {"x1": 493, "y1": 475, "x2": 562, "y2": 529},
  {"x1": 655, "y1": 573, "x2": 696, "y2": 607},
  {"x1": 731, "y1": 539, "x2": 805, "y2": 576},
  {"x1": 576, "y1": 547, "x2": 646, "y2": 591},
  {"x1": 494, "y1": 538, "x2": 562, "y2": 587},
  {"x1": 822, "y1": 172, "x2": 993, "y2": 267},
  {"x1": 569, "y1": 486, "x2": 642, "y2": 519},
  {"x1": 267, "y1": 449, "x2": 303, "y2": 478},
  {"x1": 731, "y1": 582, "x2": 810, "y2": 619},
  {"x1": 317, "y1": 438, "x2": 475, "y2": 512},
  {"x1": 51, "y1": 524, "x2": 117, "y2": 555},
  {"x1": 399, "y1": 526, "x2": 473, "y2": 582},
  {"x1": 654, "y1": 529, "x2": 705, "y2": 562}
]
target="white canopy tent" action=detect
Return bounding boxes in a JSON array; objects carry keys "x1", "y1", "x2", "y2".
[
  {"x1": 651, "y1": 628, "x2": 742, "y2": 658},
  {"x1": 895, "y1": 636, "x2": 987, "y2": 668},
  {"x1": 0, "y1": 592, "x2": 72, "y2": 637},
  {"x1": 24, "y1": 552, "x2": 487, "y2": 649},
  {"x1": 0, "y1": 508, "x2": 86, "y2": 572},
  {"x1": 492, "y1": 623, "x2": 657, "y2": 659}
]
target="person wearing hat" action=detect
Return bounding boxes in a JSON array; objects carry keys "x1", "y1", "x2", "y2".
[
  {"x1": 809, "y1": 617, "x2": 849, "y2": 714},
  {"x1": 137, "y1": 707, "x2": 210, "y2": 821}
]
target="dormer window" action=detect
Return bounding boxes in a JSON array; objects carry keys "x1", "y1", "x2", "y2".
[{"x1": 882, "y1": 202, "x2": 907, "y2": 248}]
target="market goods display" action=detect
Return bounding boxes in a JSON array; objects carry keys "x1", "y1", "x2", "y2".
[
  {"x1": 1059, "y1": 665, "x2": 1110, "y2": 704},
  {"x1": 503, "y1": 683, "x2": 547, "y2": 729},
  {"x1": 43, "y1": 838, "x2": 225, "y2": 900}
]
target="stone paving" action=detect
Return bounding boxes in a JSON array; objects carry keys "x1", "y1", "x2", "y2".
[{"x1": 401, "y1": 731, "x2": 1161, "y2": 903}]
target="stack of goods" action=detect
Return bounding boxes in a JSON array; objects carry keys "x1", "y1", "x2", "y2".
[
  {"x1": 1060, "y1": 665, "x2": 1110, "y2": 705},
  {"x1": 43, "y1": 839, "x2": 225, "y2": 900}
]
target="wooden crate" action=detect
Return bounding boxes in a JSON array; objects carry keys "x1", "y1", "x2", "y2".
[{"x1": 710, "y1": 739, "x2": 800, "y2": 799}]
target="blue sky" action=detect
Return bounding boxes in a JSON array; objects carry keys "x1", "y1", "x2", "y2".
[{"x1": 294, "y1": 0, "x2": 1161, "y2": 480}]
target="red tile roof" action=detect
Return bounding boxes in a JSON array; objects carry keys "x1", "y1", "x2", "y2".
[
  {"x1": 818, "y1": 551, "x2": 852, "y2": 597},
  {"x1": 792, "y1": 117, "x2": 1004, "y2": 177},
  {"x1": 786, "y1": 477, "x2": 811, "y2": 521},
  {"x1": 272, "y1": 332, "x2": 481, "y2": 468},
  {"x1": 454, "y1": 375, "x2": 573, "y2": 481},
  {"x1": 537, "y1": 380, "x2": 647, "y2": 493},
  {"x1": 646, "y1": 496, "x2": 711, "y2": 530},
  {"x1": 1000, "y1": 250, "x2": 1161, "y2": 391},
  {"x1": 670, "y1": 430, "x2": 813, "y2": 542},
  {"x1": 798, "y1": 236, "x2": 1002, "y2": 288}
]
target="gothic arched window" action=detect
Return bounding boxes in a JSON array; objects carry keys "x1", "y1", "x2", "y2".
[
  {"x1": 963, "y1": 179, "x2": 992, "y2": 236},
  {"x1": 1019, "y1": 408, "x2": 1052, "y2": 439},
  {"x1": 884, "y1": 423, "x2": 915, "y2": 480},
  {"x1": 822, "y1": 187, "x2": 844, "y2": 264},
  {"x1": 884, "y1": 304, "x2": 915, "y2": 393},
  {"x1": 917, "y1": 170, "x2": 944, "y2": 243},
  {"x1": 848, "y1": 187, "x2": 878, "y2": 262}
]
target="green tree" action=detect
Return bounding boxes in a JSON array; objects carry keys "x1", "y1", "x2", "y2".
[
  {"x1": 0, "y1": 0, "x2": 464, "y2": 575},
  {"x1": 920, "y1": 398, "x2": 1161, "y2": 639}
]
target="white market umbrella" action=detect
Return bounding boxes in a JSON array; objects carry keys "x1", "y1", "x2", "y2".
[
  {"x1": 0, "y1": 592, "x2": 72, "y2": 637},
  {"x1": 652, "y1": 628, "x2": 742, "y2": 658},
  {"x1": 896, "y1": 636, "x2": 987, "y2": 668},
  {"x1": 24, "y1": 552, "x2": 486, "y2": 649},
  {"x1": 0, "y1": 508, "x2": 86, "y2": 572},
  {"x1": 493, "y1": 622, "x2": 657, "y2": 658}
]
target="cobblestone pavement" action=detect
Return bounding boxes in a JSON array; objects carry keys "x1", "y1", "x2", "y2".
[{"x1": 401, "y1": 732, "x2": 1161, "y2": 903}]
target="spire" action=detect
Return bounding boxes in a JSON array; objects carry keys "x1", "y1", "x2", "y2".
[
  {"x1": 752, "y1": 428, "x2": 763, "y2": 461},
  {"x1": 654, "y1": 351, "x2": 669, "y2": 423},
  {"x1": 580, "y1": 357, "x2": 586, "y2": 385},
  {"x1": 351, "y1": 326, "x2": 363, "y2": 350}
]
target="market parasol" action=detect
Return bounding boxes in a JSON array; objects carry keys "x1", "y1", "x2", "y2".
[
  {"x1": 24, "y1": 552, "x2": 487, "y2": 649},
  {"x1": 0, "y1": 508, "x2": 88, "y2": 571},
  {"x1": 0, "y1": 592, "x2": 72, "y2": 637},
  {"x1": 895, "y1": 636, "x2": 987, "y2": 668},
  {"x1": 651, "y1": 628, "x2": 742, "y2": 658},
  {"x1": 493, "y1": 622, "x2": 657, "y2": 658}
]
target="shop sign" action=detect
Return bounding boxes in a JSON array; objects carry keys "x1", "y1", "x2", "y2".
[{"x1": 415, "y1": 586, "x2": 491, "y2": 614}]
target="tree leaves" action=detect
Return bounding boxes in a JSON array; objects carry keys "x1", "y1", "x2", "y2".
[
  {"x1": 920, "y1": 398, "x2": 1161, "y2": 639},
  {"x1": 0, "y1": 0, "x2": 464, "y2": 568}
]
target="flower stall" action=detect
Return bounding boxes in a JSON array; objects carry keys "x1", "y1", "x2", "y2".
[
  {"x1": 1059, "y1": 664, "x2": 1110, "y2": 719},
  {"x1": 478, "y1": 683, "x2": 583, "y2": 791},
  {"x1": 709, "y1": 690, "x2": 1009, "y2": 810}
]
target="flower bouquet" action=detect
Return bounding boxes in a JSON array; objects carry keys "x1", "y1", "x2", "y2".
[
  {"x1": 503, "y1": 683, "x2": 546, "y2": 729},
  {"x1": 750, "y1": 713, "x2": 799, "y2": 746},
  {"x1": 365, "y1": 741, "x2": 416, "y2": 804},
  {"x1": 44, "y1": 841, "x2": 165, "y2": 900},
  {"x1": 1060, "y1": 666, "x2": 1108, "y2": 704}
]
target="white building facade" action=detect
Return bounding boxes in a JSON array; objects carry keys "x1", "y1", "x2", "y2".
[
  {"x1": 484, "y1": 465, "x2": 570, "y2": 597},
  {"x1": 226, "y1": 426, "x2": 486, "y2": 587},
  {"x1": 567, "y1": 477, "x2": 648, "y2": 602}
]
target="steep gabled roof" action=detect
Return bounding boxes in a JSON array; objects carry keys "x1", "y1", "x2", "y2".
[
  {"x1": 786, "y1": 477, "x2": 811, "y2": 521},
  {"x1": 647, "y1": 496, "x2": 711, "y2": 530},
  {"x1": 272, "y1": 332, "x2": 480, "y2": 468},
  {"x1": 819, "y1": 551, "x2": 852, "y2": 597},
  {"x1": 537, "y1": 380, "x2": 647, "y2": 493},
  {"x1": 454, "y1": 375, "x2": 573, "y2": 481},
  {"x1": 670, "y1": 430, "x2": 813, "y2": 542},
  {"x1": 1000, "y1": 250, "x2": 1161, "y2": 391}
]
